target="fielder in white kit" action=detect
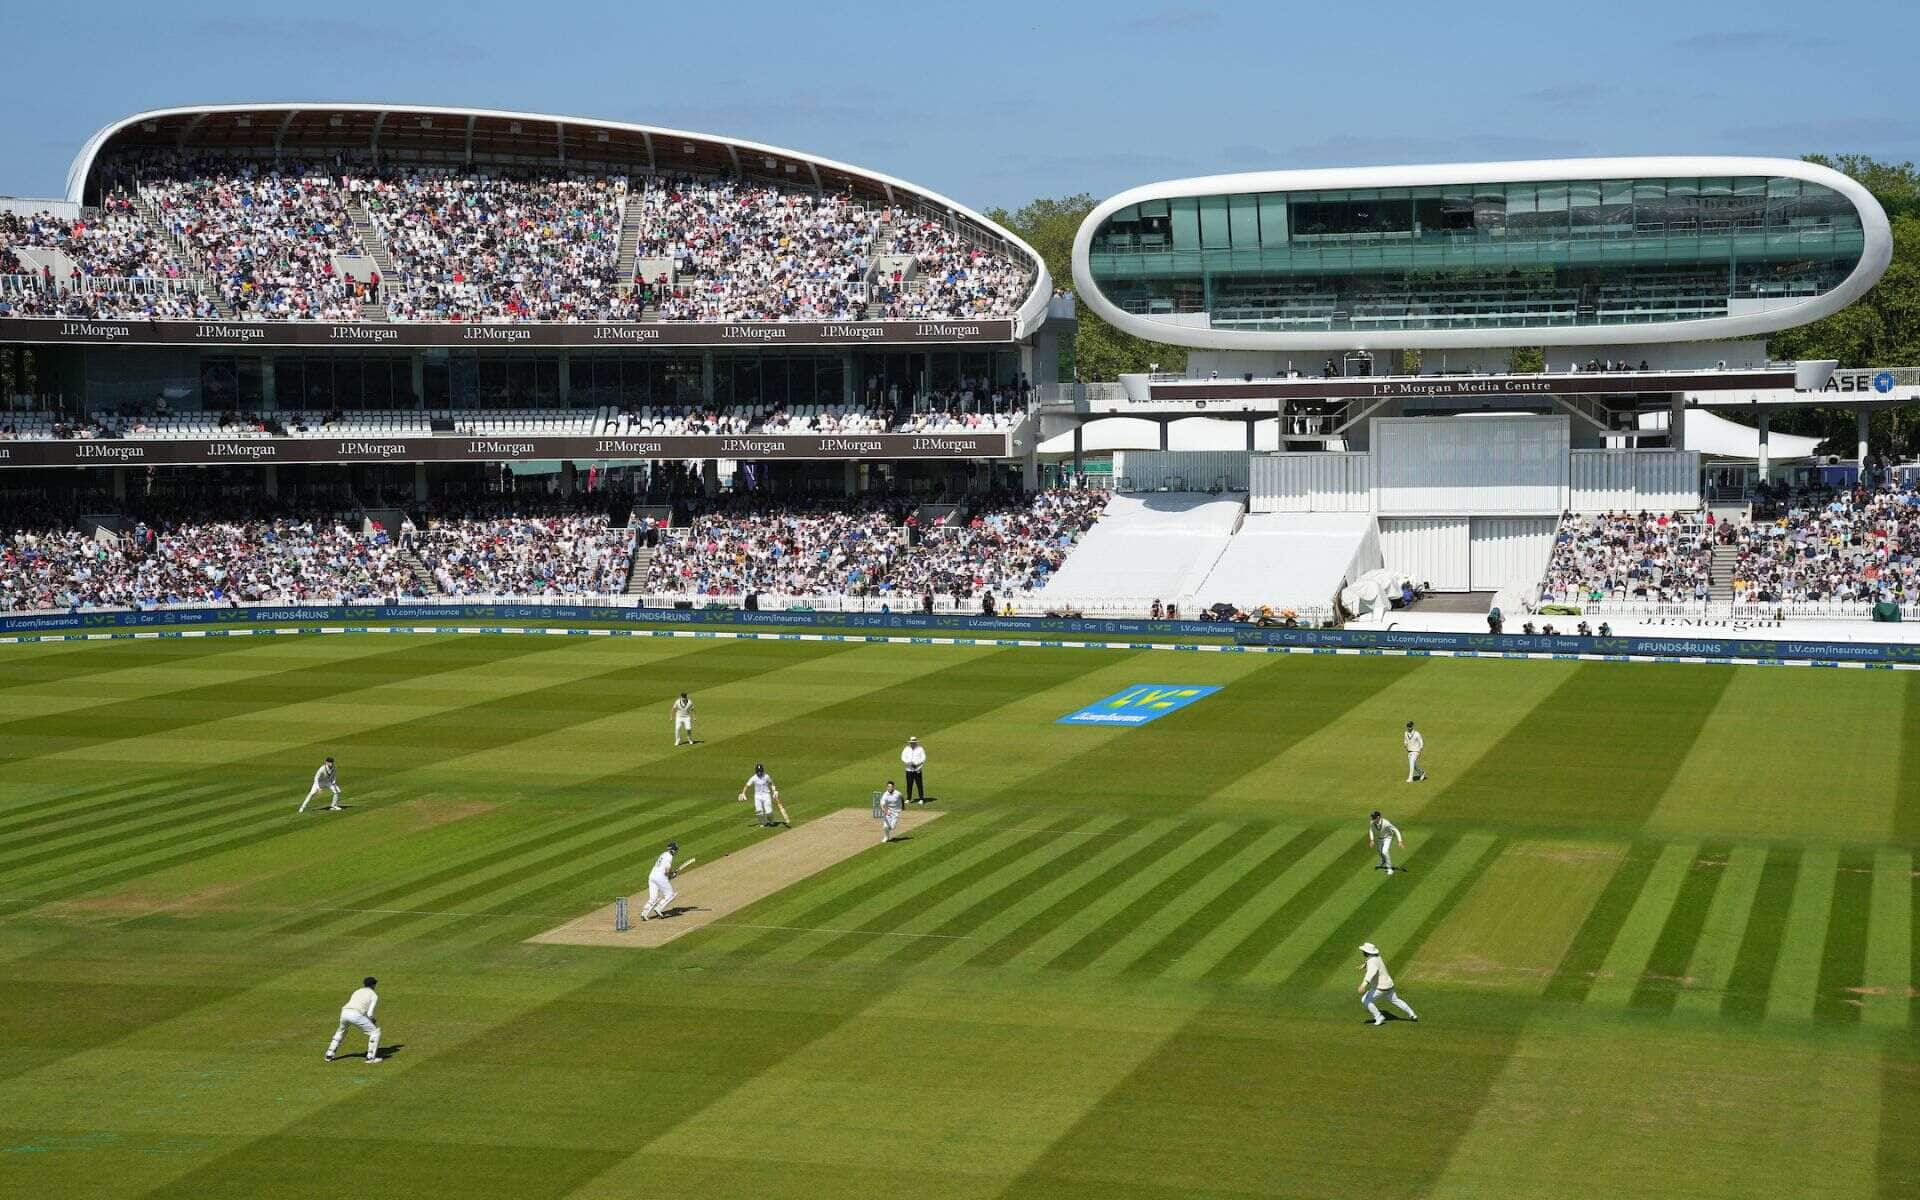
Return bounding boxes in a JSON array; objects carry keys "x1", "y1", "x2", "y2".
[
  {"x1": 672, "y1": 693, "x2": 695, "y2": 746},
  {"x1": 877, "y1": 781, "x2": 904, "y2": 842},
  {"x1": 324, "y1": 976, "x2": 383, "y2": 1062},
  {"x1": 1368, "y1": 810, "x2": 1404, "y2": 874},
  {"x1": 298, "y1": 756, "x2": 342, "y2": 813},
  {"x1": 641, "y1": 840, "x2": 681, "y2": 920},
  {"x1": 1358, "y1": 942, "x2": 1419, "y2": 1026},
  {"x1": 1403, "y1": 721, "x2": 1427, "y2": 782},
  {"x1": 740, "y1": 764, "x2": 779, "y2": 828}
]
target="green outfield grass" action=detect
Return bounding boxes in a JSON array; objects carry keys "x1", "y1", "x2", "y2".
[{"x1": 0, "y1": 632, "x2": 1915, "y2": 1198}]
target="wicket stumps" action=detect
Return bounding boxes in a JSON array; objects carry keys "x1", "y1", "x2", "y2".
[{"x1": 614, "y1": 896, "x2": 629, "y2": 931}]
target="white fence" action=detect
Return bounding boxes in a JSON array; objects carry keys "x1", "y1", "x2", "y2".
[
  {"x1": 1249, "y1": 452, "x2": 1371, "y2": 513},
  {"x1": 1570, "y1": 449, "x2": 1701, "y2": 512},
  {"x1": 1114, "y1": 450, "x2": 1249, "y2": 492}
]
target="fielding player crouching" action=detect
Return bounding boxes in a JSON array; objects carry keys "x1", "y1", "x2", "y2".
[{"x1": 325, "y1": 976, "x2": 383, "y2": 1062}]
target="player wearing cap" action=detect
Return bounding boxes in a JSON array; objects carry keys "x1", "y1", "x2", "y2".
[
  {"x1": 900, "y1": 736, "x2": 928, "y2": 803},
  {"x1": 324, "y1": 976, "x2": 383, "y2": 1062},
  {"x1": 641, "y1": 841, "x2": 682, "y2": 920},
  {"x1": 1368, "y1": 810, "x2": 1404, "y2": 875},
  {"x1": 1403, "y1": 721, "x2": 1427, "y2": 783},
  {"x1": 298, "y1": 757, "x2": 342, "y2": 813},
  {"x1": 1358, "y1": 943, "x2": 1419, "y2": 1026}
]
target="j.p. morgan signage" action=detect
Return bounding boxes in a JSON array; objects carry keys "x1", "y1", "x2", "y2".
[
  {"x1": 0, "y1": 432, "x2": 1010, "y2": 468},
  {"x1": 0, "y1": 318, "x2": 1014, "y2": 349},
  {"x1": 1153, "y1": 368, "x2": 1798, "y2": 401}
]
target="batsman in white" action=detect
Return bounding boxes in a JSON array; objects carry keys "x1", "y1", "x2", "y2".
[
  {"x1": 324, "y1": 975, "x2": 383, "y2": 1062},
  {"x1": 878, "y1": 780, "x2": 904, "y2": 843},
  {"x1": 1368, "y1": 810, "x2": 1405, "y2": 875},
  {"x1": 672, "y1": 692, "x2": 695, "y2": 746},
  {"x1": 1403, "y1": 720, "x2": 1427, "y2": 783},
  {"x1": 1358, "y1": 942, "x2": 1419, "y2": 1026},
  {"x1": 740, "y1": 764, "x2": 780, "y2": 828},
  {"x1": 641, "y1": 840, "x2": 681, "y2": 920},
  {"x1": 298, "y1": 756, "x2": 342, "y2": 813}
]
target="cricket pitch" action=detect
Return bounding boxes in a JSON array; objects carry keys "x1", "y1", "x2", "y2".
[{"x1": 527, "y1": 806, "x2": 944, "y2": 948}]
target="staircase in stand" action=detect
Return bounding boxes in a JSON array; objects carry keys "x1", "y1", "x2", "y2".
[
  {"x1": 1709, "y1": 543, "x2": 1738, "y2": 603},
  {"x1": 344, "y1": 199, "x2": 398, "y2": 318},
  {"x1": 624, "y1": 544, "x2": 654, "y2": 596},
  {"x1": 129, "y1": 192, "x2": 234, "y2": 318},
  {"x1": 400, "y1": 545, "x2": 446, "y2": 595},
  {"x1": 616, "y1": 195, "x2": 644, "y2": 286}
]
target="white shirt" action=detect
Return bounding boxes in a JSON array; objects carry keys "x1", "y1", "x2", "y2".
[
  {"x1": 1362, "y1": 955, "x2": 1395, "y2": 991},
  {"x1": 879, "y1": 786, "x2": 903, "y2": 812},
  {"x1": 746, "y1": 772, "x2": 775, "y2": 801},
  {"x1": 901, "y1": 743, "x2": 926, "y2": 770},
  {"x1": 345, "y1": 986, "x2": 378, "y2": 1017},
  {"x1": 673, "y1": 697, "x2": 693, "y2": 717},
  {"x1": 1370, "y1": 816, "x2": 1401, "y2": 846},
  {"x1": 1404, "y1": 729, "x2": 1424, "y2": 753},
  {"x1": 651, "y1": 850, "x2": 675, "y2": 879},
  {"x1": 314, "y1": 762, "x2": 337, "y2": 788}
]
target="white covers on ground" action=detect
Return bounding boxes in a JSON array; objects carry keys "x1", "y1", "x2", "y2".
[
  {"x1": 1041, "y1": 492, "x2": 1243, "y2": 606},
  {"x1": 1194, "y1": 513, "x2": 1380, "y2": 615}
]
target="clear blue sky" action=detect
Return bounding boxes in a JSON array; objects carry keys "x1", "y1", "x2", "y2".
[{"x1": 5, "y1": 0, "x2": 1915, "y2": 213}]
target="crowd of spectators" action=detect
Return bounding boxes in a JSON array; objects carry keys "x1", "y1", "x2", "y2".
[
  {"x1": 0, "y1": 196, "x2": 220, "y2": 320},
  {"x1": 363, "y1": 171, "x2": 637, "y2": 322},
  {"x1": 0, "y1": 506, "x2": 426, "y2": 610},
  {"x1": 140, "y1": 157, "x2": 370, "y2": 320},
  {"x1": 1724, "y1": 480, "x2": 1920, "y2": 605},
  {"x1": 1539, "y1": 511, "x2": 1712, "y2": 604},
  {"x1": 410, "y1": 501, "x2": 634, "y2": 597},
  {"x1": 8, "y1": 156, "x2": 1035, "y2": 324},
  {"x1": 639, "y1": 179, "x2": 880, "y2": 322},
  {"x1": 646, "y1": 488, "x2": 1107, "y2": 600}
]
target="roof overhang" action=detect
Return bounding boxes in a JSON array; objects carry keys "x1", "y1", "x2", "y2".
[{"x1": 1071, "y1": 155, "x2": 1892, "y2": 351}]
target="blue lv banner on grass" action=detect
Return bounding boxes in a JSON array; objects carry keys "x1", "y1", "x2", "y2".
[{"x1": 1058, "y1": 683, "x2": 1223, "y2": 726}]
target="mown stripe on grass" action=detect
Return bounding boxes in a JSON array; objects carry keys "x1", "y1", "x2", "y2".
[
  {"x1": 1373, "y1": 834, "x2": 1508, "y2": 969},
  {"x1": 1766, "y1": 846, "x2": 1841, "y2": 1021},
  {"x1": 0, "y1": 634, "x2": 570, "y2": 766},
  {"x1": 1199, "y1": 834, "x2": 1374, "y2": 982},
  {"x1": 1899, "y1": 672, "x2": 1920, "y2": 848},
  {"x1": 806, "y1": 813, "x2": 1101, "y2": 960},
  {"x1": 1628, "y1": 843, "x2": 1732, "y2": 1013},
  {"x1": 1862, "y1": 850, "x2": 1911, "y2": 1029},
  {"x1": 1115, "y1": 826, "x2": 1336, "y2": 979},
  {"x1": 1721, "y1": 846, "x2": 1802, "y2": 1020},
  {"x1": 969, "y1": 820, "x2": 1225, "y2": 970},
  {"x1": 1880, "y1": 1042, "x2": 1920, "y2": 1200},
  {"x1": 1670, "y1": 843, "x2": 1767, "y2": 1018},
  {"x1": 1812, "y1": 849, "x2": 1876, "y2": 1024},
  {"x1": 1585, "y1": 842, "x2": 1699, "y2": 1009},
  {"x1": 0, "y1": 633, "x2": 322, "y2": 692},
  {"x1": 1418, "y1": 662, "x2": 1736, "y2": 832},
  {"x1": 1038, "y1": 822, "x2": 1246, "y2": 974},
  {"x1": 1280, "y1": 832, "x2": 1466, "y2": 990},
  {"x1": 1541, "y1": 841, "x2": 1661, "y2": 1003}
]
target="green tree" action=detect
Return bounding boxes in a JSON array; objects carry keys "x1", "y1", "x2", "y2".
[{"x1": 987, "y1": 194, "x2": 1186, "y2": 381}]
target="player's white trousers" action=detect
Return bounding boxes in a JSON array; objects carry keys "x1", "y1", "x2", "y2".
[
  {"x1": 754, "y1": 795, "x2": 772, "y2": 819},
  {"x1": 1406, "y1": 752, "x2": 1422, "y2": 782},
  {"x1": 674, "y1": 717, "x2": 692, "y2": 742},
  {"x1": 328, "y1": 1007, "x2": 379, "y2": 1058},
  {"x1": 1362, "y1": 986, "x2": 1417, "y2": 1021},
  {"x1": 299, "y1": 785, "x2": 340, "y2": 812},
  {"x1": 647, "y1": 873, "x2": 675, "y2": 913},
  {"x1": 881, "y1": 808, "x2": 899, "y2": 840},
  {"x1": 1377, "y1": 842, "x2": 1394, "y2": 870}
]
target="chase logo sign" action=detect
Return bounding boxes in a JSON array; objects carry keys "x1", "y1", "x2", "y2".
[
  {"x1": 1058, "y1": 683, "x2": 1222, "y2": 727},
  {"x1": 1874, "y1": 371, "x2": 1896, "y2": 394}
]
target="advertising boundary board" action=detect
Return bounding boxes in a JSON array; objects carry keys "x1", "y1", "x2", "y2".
[
  {"x1": 1, "y1": 603, "x2": 1916, "y2": 667},
  {"x1": 0, "y1": 317, "x2": 1014, "y2": 349}
]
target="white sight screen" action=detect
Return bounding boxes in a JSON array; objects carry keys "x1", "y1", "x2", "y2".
[{"x1": 1373, "y1": 416, "x2": 1568, "y2": 514}]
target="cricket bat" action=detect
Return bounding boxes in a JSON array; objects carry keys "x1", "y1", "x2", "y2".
[
  {"x1": 775, "y1": 799, "x2": 791, "y2": 826},
  {"x1": 672, "y1": 857, "x2": 697, "y2": 876}
]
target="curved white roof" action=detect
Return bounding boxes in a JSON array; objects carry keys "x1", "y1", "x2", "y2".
[
  {"x1": 1072, "y1": 156, "x2": 1891, "y2": 351},
  {"x1": 66, "y1": 102, "x2": 1053, "y2": 334}
]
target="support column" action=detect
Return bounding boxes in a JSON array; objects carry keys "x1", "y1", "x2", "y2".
[
  {"x1": 263, "y1": 465, "x2": 279, "y2": 499},
  {"x1": 701, "y1": 352, "x2": 715, "y2": 403},
  {"x1": 260, "y1": 356, "x2": 276, "y2": 409},
  {"x1": 1756, "y1": 412, "x2": 1770, "y2": 483},
  {"x1": 561, "y1": 460, "x2": 577, "y2": 497},
  {"x1": 1245, "y1": 417, "x2": 1256, "y2": 453},
  {"x1": 1072, "y1": 423, "x2": 1084, "y2": 476},
  {"x1": 111, "y1": 467, "x2": 128, "y2": 503},
  {"x1": 842, "y1": 353, "x2": 856, "y2": 406},
  {"x1": 844, "y1": 460, "x2": 857, "y2": 495},
  {"x1": 1857, "y1": 407, "x2": 1871, "y2": 476},
  {"x1": 411, "y1": 354, "x2": 426, "y2": 409},
  {"x1": 557, "y1": 351, "x2": 571, "y2": 402},
  {"x1": 1669, "y1": 392, "x2": 1686, "y2": 452},
  {"x1": 1159, "y1": 419, "x2": 1170, "y2": 451},
  {"x1": 414, "y1": 462, "x2": 428, "y2": 503}
]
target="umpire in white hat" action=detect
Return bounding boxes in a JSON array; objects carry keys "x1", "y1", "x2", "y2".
[{"x1": 900, "y1": 736, "x2": 928, "y2": 803}]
